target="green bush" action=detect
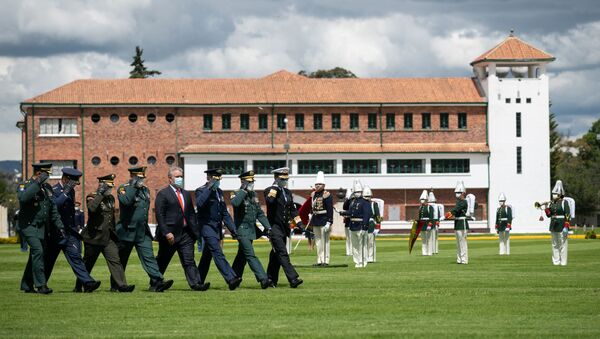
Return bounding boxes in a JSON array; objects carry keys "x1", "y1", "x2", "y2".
[
  {"x1": 585, "y1": 231, "x2": 597, "y2": 239},
  {"x1": 0, "y1": 237, "x2": 18, "y2": 244}
]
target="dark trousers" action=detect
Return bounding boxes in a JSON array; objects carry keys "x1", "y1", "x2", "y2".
[
  {"x1": 198, "y1": 235, "x2": 236, "y2": 284},
  {"x1": 76, "y1": 239, "x2": 128, "y2": 290},
  {"x1": 267, "y1": 228, "x2": 299, "y2": 285},
  {"x1": 232, "y1": 236, "x2": 268, "y2": 283},
  {"x1": 20, "y1": 236, "x2": 47, "y2": 290},
  {"x1": 156, "y1": 231, "x2": 202, "y2": 288},
  {"x1": 111, "y1": 234, "x2": 163, "y2": 289},
  {"x1": 18, "y1": 230, "x2": 28, "y2": 252},
  {"x1": 44, "y1": 234, "x2": 95, "y2": 284}
]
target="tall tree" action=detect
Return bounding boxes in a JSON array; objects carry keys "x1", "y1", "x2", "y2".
[
  {"x1": 298, "y1": 67, "x2": 357, "y2": 78},
  {"x1": 129, "y1": 46, "x2": 161, "y2": 79}
]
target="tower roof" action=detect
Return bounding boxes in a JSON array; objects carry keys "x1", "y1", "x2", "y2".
[{"x1": 471, "y1": 34, "x2": 555, "y2": 66}]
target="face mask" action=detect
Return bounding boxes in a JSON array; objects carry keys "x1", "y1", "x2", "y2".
[
  {"x1": 552, "y1": 194, "x2": 559, "y2": 200},
  {"x1": 455, "y1": 193, "x2": 461, "y2": 198},
  {"x1": 213, "y1": 180, "x2": 220, "y2": 190},
  {"x1": 174, "y1": 177, "x2": 184, "y2": 188},
  {"x1": 365, "y1": 196, "x2": 372, "y2": 201},
  {"x1": 354, "y1": 192, "x2": 362, "y2": 198},
  {"x1": 277, "y1": 179, "x2": 288, "y2": 188},
  {"x1": 247, "y1": 182, "x2": 255, "y2": 191},
  {"x1": 75, "y1": 207, "x2": 80, "y2": 211},
  {"x1": 137, "y1": 179, "x2": 145, "y2": 186}
]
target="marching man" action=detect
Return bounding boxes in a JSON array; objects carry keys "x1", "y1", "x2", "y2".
[
  {"x1": 495, "y1": 193, "x2": 513, "y2": 255},
  {"x1": 363, "y1": 186, "x2": 381, "y2": 263},
  {"x1": 445, "y1": 181, "x2": 469, "y2": 264},
  {"x1": 346, "y1": 180, "x2": 371, "y2": 268},
  {"x1": 341, "y1": 186, "x2": 356, "y2": 256},
  {"x1": 309, "y1": 171, "x2": 334, "y2": 266},
  {"x1": 417, "y1": 190, "x2": 434, "y2": 256},
  {"x1": 428, "y1": 191, "x2": 441, "y2": 255},
  {"x1": 545, "y1": 180, "x2": 571, "y2": 266}
]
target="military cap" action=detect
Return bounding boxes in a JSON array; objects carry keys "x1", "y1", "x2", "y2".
[
  {"x1": 238, "y1": 170, "x2": 255, "y2": 182},
  {"x1": 128, "y1": 166, "x2": 147, "y2": 178},
  {"x1": 271, "y1": 167, "x2": 289, "y2": 179},
  {"x1": 98, "y1": 174, "x2": 116, "y2": 187},
  {"x1": 205, "y1": 168, "x2": 224, "y2": 179},
  {"x1": 32, "y1": 162, "x2": 52, "y2": 173},
  {"x1": 62, "y1": 167, "x2": 83, "y2": 179}
]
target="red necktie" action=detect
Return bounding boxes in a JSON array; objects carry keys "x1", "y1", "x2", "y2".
[{"x1": 176, "y1": 188, "x2": 186, "y2": 226}]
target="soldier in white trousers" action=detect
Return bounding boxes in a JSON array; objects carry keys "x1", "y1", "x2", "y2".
[
  {"x1": 428, "y1": 191, "x2": 441, "y2": 254},
  {"x1": 446, "y1": 181, "x2": 469, "y2": 264},
  {"x1": 342, "y1": 183, "x2": 358, "y2": 256},
  {"x1": 417, "y1": 190, "x2": 434, "y2": 256},
  {"x1": 344, "y1": 180, "x2": 370, "y2": 268},
  {"x1": 363, "y1": 186, "x2": 381, "y2": 263},
  {"x1": 545, "y1": 180, "x2": 572, "y2": 266},
  {"x1": 309, "y1": 171, "x2": 333, "y2": 266},
  {"x1": 495, "y1": 193, "x2": 513, "y2": 255}
]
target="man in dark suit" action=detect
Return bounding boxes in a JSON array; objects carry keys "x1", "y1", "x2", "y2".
[{"x1": 155, "y1": 167, "x2": 208, "y2": 291}]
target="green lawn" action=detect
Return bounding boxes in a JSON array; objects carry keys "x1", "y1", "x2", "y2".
[{"x1": 0, "y1": 237, "x2": 599, "y2": 338}]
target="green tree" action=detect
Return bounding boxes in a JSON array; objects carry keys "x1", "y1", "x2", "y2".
[
  {"x1": 129, "y1": 46, "x2": 161, "y2": 79},
  {"x1": 298, "y1": 67, "x2": 357, "y2": 78}
]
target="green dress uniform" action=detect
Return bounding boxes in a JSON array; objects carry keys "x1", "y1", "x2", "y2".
[
  {"x1": 545, "y1": 198, "x2": 571, "y2": 265},
  {"x1": 18, "y1": 164, "x2": 66, "y2": 293},
  {"x1": 417, "y1": 204, "x2": 434, "y2": 256},
  {"x1": 230, "y1": 181, "x2": 273, "y2": 288},
  {"x1": 495, "y1": 204, "x2": 513, "y2": 255},
  {"x1": 112, "y1": 167, "x2": 172, "y2": 291}
]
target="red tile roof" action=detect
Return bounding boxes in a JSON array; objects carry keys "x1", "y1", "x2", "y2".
[
  {"x1": 179, "y1": 143, "x2": 489, "y2": 154},
  {"x1": 23, "y1": 71, "x2": 485, "y2": 105},
  {"x1": 471, "y1": 35, "x2": 555, "y2": 65}
]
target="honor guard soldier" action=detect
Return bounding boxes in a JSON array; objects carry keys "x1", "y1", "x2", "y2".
[
  {"x1": 264, "y1": 167, "x2": 304, "y2": 288},
  {"x1": 347, "y1": 180, "x2": 371, "y2": 268},
  {"x1": 417, "y1": 190, "x2": 434, "y2": 256},
  {"x1": 341, "y1": 182, "x2": 359, "y2": 256},
  {"x1": 230, "y1": 170, "x2": 274, "y2": 289},
  {"x1": 445, "y1": 181, "x2": 469, "y2": 264},
  {"x1": 363, "y1": 186, "x2": 381, "y2": 263},
  {"x1": 495, "y1": 193, "x2": 513, "y2": 256},
  {"x1": 545, "y1": 180, "x2": 571, "y2": 266},
  {"x1": 46, "y1": 167, "x2": 101, "y2": 292},
  {"x1": 310, "y1": 171, "x2": 334, "y2": 266},
  {"x1": 114, "y1": 166, "x2": 174, "y2": 292},
  {"x1": 19, "y1": 163, "x2": 66, "y2": 294},
  {"x1": 196, "y1": 168, "x2": 243, "y2": 290},
  {"x1": 428, "y1": 191, "x2": 441, "y2": 255},
  {"x1": 75, "y1": 174, "x2": 134, "y2": 292}
]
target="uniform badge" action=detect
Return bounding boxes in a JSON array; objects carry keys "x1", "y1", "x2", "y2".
[
  {"x1": 230, "y1": 192, "x2": 236, "y2": 199},
  {"x1": 119, "y1": 187, "x2": 126, "y2": 195},
  {"x1": 268, "y1": 189, "x2": 278, "y2": 198}
]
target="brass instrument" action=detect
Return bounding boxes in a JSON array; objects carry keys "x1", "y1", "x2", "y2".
[{"x1": 534, "y1": 201, "x2": 551, "y2": 209}]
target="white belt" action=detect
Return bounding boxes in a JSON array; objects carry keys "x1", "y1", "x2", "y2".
[
  {"x1": 350, "y1": 218, "x2": 363, "y2": 222},
  {"x1": 313, "y1": 210, "x2": 327, "y2": 215},
  {"x1": 500, "y1": 218, "x2": 508, "y2": 221},
  {"x1": 456, "y1": 217, "x2": 467, "y2": 220},
  {"x1": 420, "y1": 218, "x2": 429, "y2": 220},
  {"x1": 552, "y1": 216, "x2": 565, "y2": 219}
]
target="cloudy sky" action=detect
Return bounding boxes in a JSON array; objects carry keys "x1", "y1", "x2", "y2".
[{"x1": 1, "y1": 0, "x2": 598, "y2": 160}]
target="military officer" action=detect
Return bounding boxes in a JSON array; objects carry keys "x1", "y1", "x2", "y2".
[
  {"x1": 114, "y1": 166, "x2": 173, "y2": 292},
  {"x1": 363, "y1": 186, "x2": 381, "y2": 263},
  {"x1": 428, "y1": 191, "x2": 441, "y2": 255},
  {"x1": 310, "y1": 171, "x2": 334, "y2": 266},
  {"x1": 341, "y1": 184, "x2": 357, "y2": 256},
  {"x1": 196, "y1": 168, "x2": 243, "y2": 290},
  {"x1": 417, "y1": 190, "x2": 434, "y2": 256},
  {"x1": 264, "y1": 167, "x2": 304, "y2": 288},
  {"x1": 445, "y1": 181, "x2": 469, "y2": 264},
  {"x1": 75, "y1": 174, "x2": 134, "y2": 293},
  {"x1": 230, "y1": 170, "x2": 273, "y2": 289},
  {"x1": 545, "y1": 180, "x2": 571, "y2": 266},
  {"x1": 347, "y1": 180, "x2": 371, "y2": 268},
  {"x1": 46, "y1": 168, "x2": 101, "y2": 292},
  {"x1": 19, "y1": 163, "x2": 65, "y2": 294},
  {"x1": 495, "y1": 193, "x2": 513, "y2": 256}
]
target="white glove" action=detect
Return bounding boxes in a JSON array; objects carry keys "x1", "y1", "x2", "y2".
[
  {"x1": 323, "y1": 222, "x2": 331, "y2": 233},
  {"x1": 373, "y1": 229, "x2": 379, "y2": 236},
  {"x1": 505, "y1": 228, "x2": 510, "y2": 233},
  {"x1": 562, "y1": 227, "x2": 569, "y2": 237},
  {"x1": 426, "y1": 226, "x2": 431, "y2": 231},
  {"x1": 358, "y1": 230, "x2": 366, "y2": 237}
]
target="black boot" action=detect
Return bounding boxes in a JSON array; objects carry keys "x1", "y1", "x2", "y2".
[
  {"x1": 118, "y1": 285, "x2": 135, "y2": 292},
  {"x1": 192, "y1": 282, "x2": 210, "y2": 291},
  {"x1": 37, "y1": 285, "x2": 53, "y2": 294},
  {"x1": 290, "y1": 278, "x2": 303, "y2": 288},
  {"x1": 228, "y1": 277, "x2": 242, "y2": 291},
  {"x1": 153, "y1": 279, "x2": 174, "y2": 292},
  {"x1": 260, "y1": 278, "x2": 273, "y2": 289},
  {"x1": 83, "y1": 281, "x2": 101, "y2": 293}
]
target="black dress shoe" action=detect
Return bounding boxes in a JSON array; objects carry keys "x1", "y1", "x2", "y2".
[
  {"x1": 72, "y1": 287, "x2": 83, "y2": 293},
  {"x1": 118, "y1": 285, "x2": 136, "y2": 293},
  {"x1": 154, "y1": 279, "x2": 174, "y2": 292},
  {"x1": 83, "y1": 281, "x2": 101, "y2": 293},
  {"x1": 192, "y1": 282, "x2": 210, "y2": 291},
  {"x1": 23, "y1": 288, "x2": 36, "y2": 293},
  {"x1": 37, "y1": 285, "x2": 53, "y2": 294},
  {"x1": 260, "y1": 278, "x2": 273, "y2": 289},
  {"x1": 228, "y1": 277, "x2": 242, "y2": 291},
  {"x1": 289, "y1": 278, "x2": 303, "y2": 288}
]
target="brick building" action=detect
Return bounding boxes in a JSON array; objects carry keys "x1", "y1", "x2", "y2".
[{"x1": 17, "y1": 35, "x2": 555, "y2": 233}]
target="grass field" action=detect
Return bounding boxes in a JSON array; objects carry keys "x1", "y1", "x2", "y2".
[{"x1": 0, "y1": 236, "x2": 599, "y2": 338}]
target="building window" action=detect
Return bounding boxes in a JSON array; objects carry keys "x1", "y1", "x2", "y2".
[
  {"x1": 165, "y1": 156, "x2": 176, "y2": 165},
  {"x1": 259, "y1": 114, "x2": 268, "y2": 130},
  {"x1": 41, "y1": 160, "x2": 77, "y2": 178},
  {"x1": 222, "y1": 114, "x2": 231, "y2": 130},
  {"x1": 368, "y1": 113, "x2": 377, "y2": 129},
  {"x1": 516, "y1": 98, "x2": 521, "y2": 104},
  {"x1": 431, "y1": 159, "x2": 470, "y2": 173},
  {"x1": 277, "y1": 114, "x2": 287, "y2": 130},
  {"x1": 110, "y1": 114, "x2": 119, "y2": 123},
  {"x1": 110, "y1": 156, "x2": 120, "y2": 166},
  {"x1": 253, "y1": 160, "x2": 286, "y2": 174},
  {"x1": 387, "y1": 159, "x2": 425, "y2": 174},
  {"x1": 332, "y1": 114, "x2": 341, "y2": 129},
  {"x1": 128, "y1": 114, "x2": 137, "y2": 123},
  {"x1": 526, "y1": 98, "x2": 532, "y2": 104},
  {"x1": 91, "y1": 156, "x2": 101, "y2": 166},
  {"x1": 129, "y1": 156, "x2": 138, "y2": 165},
  {"x1": 350, "y1": 113, "x2": 359, "y2": 130},
  {"x1": 91, "y1": 114, "x2": 100, "y2": 123},
  {"x1": 342, "y1": 159, "x2": 380, "y2": 174},
  {"x1": 39, "y1": 118, "x2": 78, "y2": 135},
  {"x1": 147, "y1": 156, "x2": 157, "y2": 165},
  {"x1": 386, "y1": 113, "x2": 395, "y2": 130},
  {"x1": 207, "y1": 160, "x2": 246, "y2": 175},
  {"x1": 147, "y1": 113, "x2": 156, "y2": 123},
  {"x1": 298, "y1": 160, "x2": 335, "y2": 174},
  {"x1": 240, "y1": 114, "x2": 249, "y2": 130},
  {"x1": 404, "y1": 113, "x2": 413, "y2": 129},
  {"x1": 516, "y1": 112, "x2": 522, "y2": 137},
  {"x1": 165, "y1": 113, "x2": 175, "y2": 123},
  {"x1": 505, "y1": 98, "x2": 511, "y2": 104},
  {"x1": 295, "y1": 114, "x2": 304, "y2": 130},
  {"x1": 421, "y1": 113, "x2": 431, "y2": 129},
  {"x1": 203, "y1": 114, "x2": 213, "y2": 130},
  {"x1": 440, "y1": 113, "x2": 449, "y2": 129},
  {"x1": 517, "y1": 147, "x2": 522, "y2": 174},
  {"x1": 313, "y1": 113, "x2": 323, "y2": 130},
  {"x1": 458, "y1": 113, "x2": 467, "y2": 129}
]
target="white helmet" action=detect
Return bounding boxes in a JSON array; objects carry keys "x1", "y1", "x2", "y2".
[
  {"x1": 552, "y1": 180, "x2": 564, "y2": 195},
  {"x1": 498, "y1": 192, "x2": 507, "y2": 202},
  {"x1": 419, "y1": 189, "x2": 428, "y2": 201},
  {"x1": 428, "y1": 191, "x2": 436, "y2": 203},
  {"x1": 352, "y1": 179, "x2": 363, "y2": 193},
  {"x1": 315, "y1": 171, "x2": 325, "y2": 185},
  {"x1": 454, "y1": 180, "x2": 466, "y2": 193},
  {"x1": 363, "y1": 186, "x2": 372, "y2": 198}
]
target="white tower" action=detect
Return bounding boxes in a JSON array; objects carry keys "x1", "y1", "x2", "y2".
[{"x1": 472, "y1": 32, "x2": 555, "y2": 233}]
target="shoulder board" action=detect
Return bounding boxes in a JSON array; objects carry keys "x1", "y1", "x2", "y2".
[
  {"x1": 118, "y1": 186, "x2": 127, "y2": 195},
  {"x1": 230, "y1": 192, "x2": 236, "y2": 199},
  {"x1": 267, "y1": 188, "x2": 278, "y2": 198},
  {"x1": 86, "y1": 192, "x2": 97, "y2": 198},
  {"x1": 323, "y1": 191, "x2": 330, "y2": 199}
]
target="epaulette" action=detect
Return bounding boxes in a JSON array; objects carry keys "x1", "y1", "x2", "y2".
[
  {"x1": 18, "y1": 182, "x2": 27, "y2": 192},
  {"x1": 230, "y1": 192, "x2": 236, "y2": 199},
  {"x1": 118, "y1": 185, "x2": 127, "y2": 195},
  {"x1": 267, "y1": 187, "x2": 278, "y2": 198}
]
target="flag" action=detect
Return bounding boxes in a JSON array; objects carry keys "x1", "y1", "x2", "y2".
[{"x1": 409, "y1": 220, "x2": 424, "y2": 254}]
